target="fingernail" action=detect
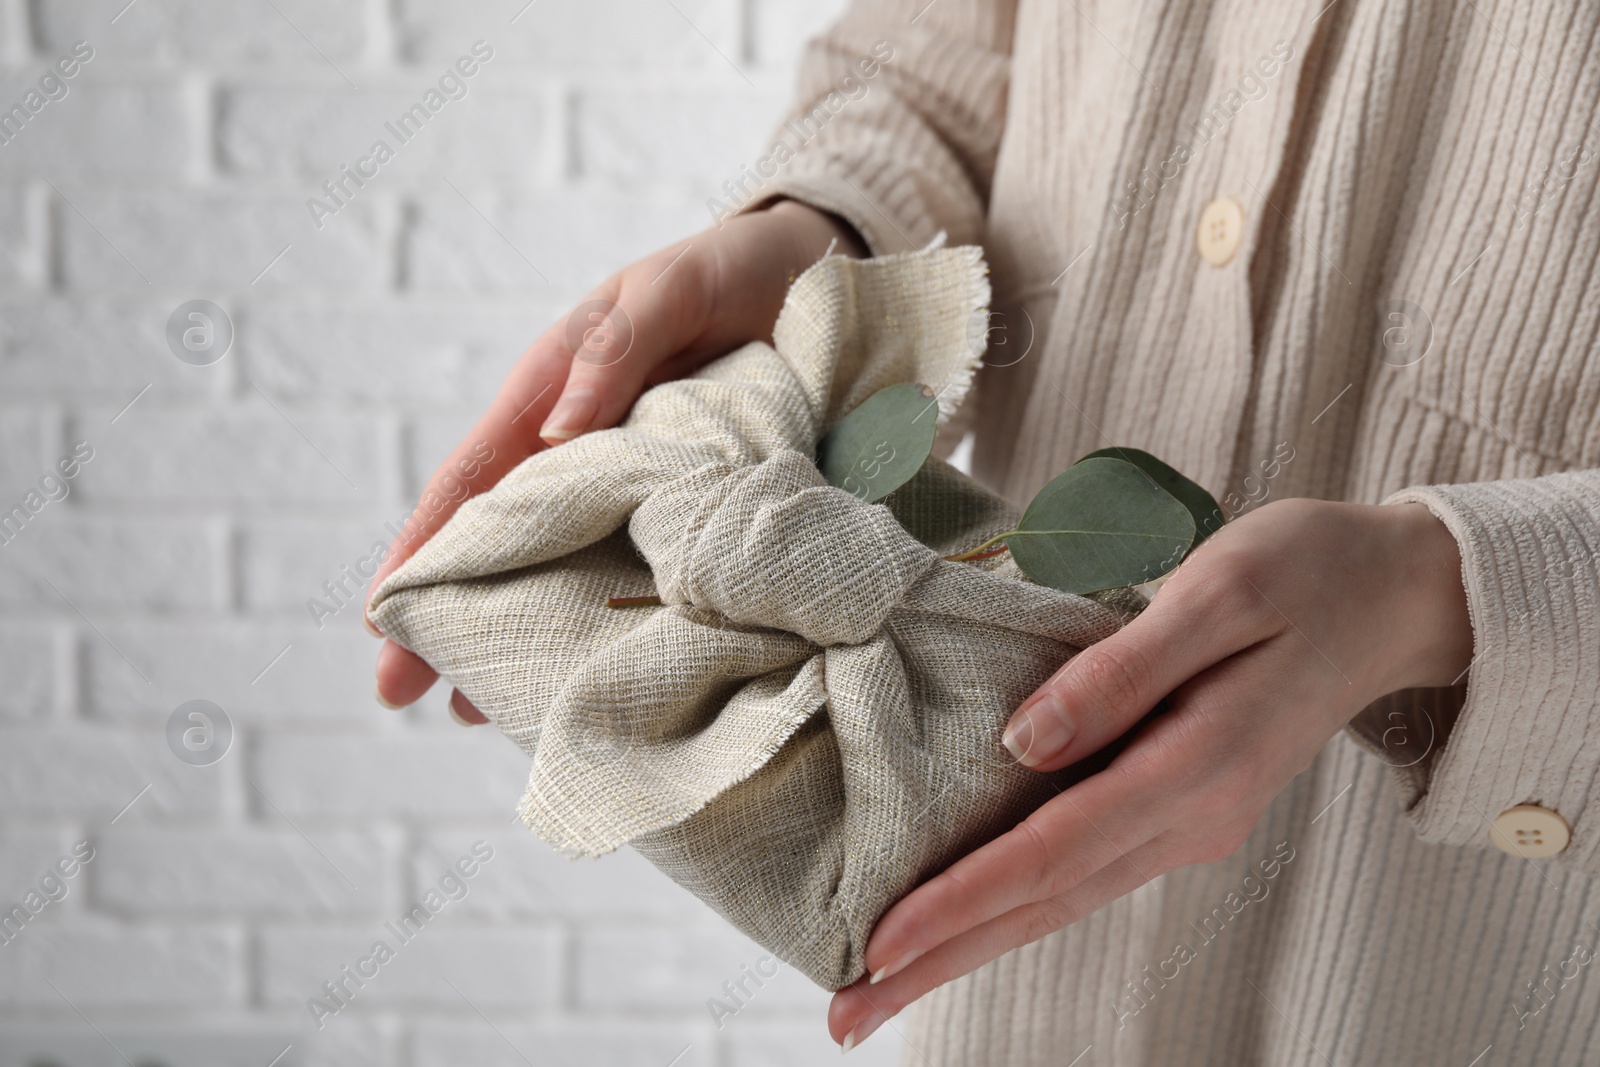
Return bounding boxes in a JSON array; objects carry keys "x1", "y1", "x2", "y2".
[
  {"x1": 869, "y1": 948, "x2": 922, "y2": 984},
  {"x1": 1002, "y1": 692, "x2": 1074, "y2": 767},
  {"x1": 363, "y1": 612, "x2": 382, "y2": 638},
  {"x1": 375, "y1": 684, "x2": 405, "y2": 711},
  {"x1": 539, "y1": 390, "x2": 598, "y2": 442},
  {"x1": 842, "y1": 1011, "x2": 885, "y2": 1052},
  {"x1": 447, "y1": 700, "x2": 477, "y2": 727}
]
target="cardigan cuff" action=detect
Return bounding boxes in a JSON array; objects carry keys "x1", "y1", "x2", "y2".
[
  {"x1": 735, "y1": 158, "x2": 962, "y2": 258},
  {"x1": 1365, "y1": 471, "x2": 1600, "y2": 871},
  {"x1": 727, "y1": 10, "x2": 1009, "y2": 256}
]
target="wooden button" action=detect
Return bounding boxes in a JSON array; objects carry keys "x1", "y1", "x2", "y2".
[
  {"x1": 1196, "y1": 197, "x2": 1245, "y2": 266},
  {"x1": 1491, "y1": 804, "x2": 1570, "y2": 859}
]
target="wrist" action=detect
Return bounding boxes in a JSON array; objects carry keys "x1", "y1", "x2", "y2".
[
  {"x1": 1387, "y1": 502, "x2": 1474, "y2": 691},
  {"x1": 766, "y1": 198, "x2": 869, "y2": 263},
  {"x1": 697, "y1": 200, "x2": 868, "y2": 350}
]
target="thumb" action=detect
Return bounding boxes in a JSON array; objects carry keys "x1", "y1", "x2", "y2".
[{"x1": 539, "y1": 240, "x2": 716, "y2": 444}]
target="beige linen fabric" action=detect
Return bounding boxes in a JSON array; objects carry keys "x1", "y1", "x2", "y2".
[
  {"x1": 748, "y1": 0, "x2": 1600, "y2": 1063},
  {"x1": 370, "y1": 247, "x2": 1143, "y2": 989}
]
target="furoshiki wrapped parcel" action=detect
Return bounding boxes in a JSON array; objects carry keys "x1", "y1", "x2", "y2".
[{"x1": 370, "y1": 247, "x2": 1140, "y2": 989}]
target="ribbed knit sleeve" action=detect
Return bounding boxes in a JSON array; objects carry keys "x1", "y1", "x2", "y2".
[
  {"x1": 739, "y1": 0, "x2": 1016, "y2": 253},
  {"x1": 1375, "y1": 471, "x2": 1600, "y2": 870}
]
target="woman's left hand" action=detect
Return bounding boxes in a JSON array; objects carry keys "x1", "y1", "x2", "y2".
[{"x1": 829, "y1": 497, "x2": 1474, "y2": 1050}]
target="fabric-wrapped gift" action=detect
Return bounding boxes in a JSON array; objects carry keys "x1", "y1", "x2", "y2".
[{"x1": 369, "y1": 246, "x2": 1142, "y2": 989}]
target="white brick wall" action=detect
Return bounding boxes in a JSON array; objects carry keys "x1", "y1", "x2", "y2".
[{"x1": 0, "y1": 0, "x2": 904, "y2": 1064}]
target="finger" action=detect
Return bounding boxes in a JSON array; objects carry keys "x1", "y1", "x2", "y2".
[
  {"x1": 543, "y1": 205, "x2": 847, "y2": 440},
  {"x1": 861, "y1": 764, "x2": 1166, "y2": 984},
  {"x1": 646, "y1": 341, "x2": 730, "y2": 386},
  {"x1": 1003, "y1": 562, "x2": 1278, "y2": 770},
  {"x1": 832, "y1": 839, "x2": 1167, "y2": 1048},
  {"x1": 448, "y1": 689, "x2": 489, "y2": 726},
  {"x1": 1110, "y1": 638, "x2": 1341, "y2": 806},
  {"x1": 363, "y1": 318, "x2": 583, "y2": 631},
  {"x1": 375, "y1": 639, "x2": 437, "y2": 710},
  {"x1": 844, "y1": 649, "x2": 1301, "y2": 1045},
  {"x1": 364, "y1": 270, "x2": 668, "y2": 631},
  {"x1": 539, "y1": 242, "x2": 712, "y2": 444}
]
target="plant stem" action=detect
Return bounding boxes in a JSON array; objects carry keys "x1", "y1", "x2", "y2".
[
  {"x1": 606, "y1": 595, "x2": 662, "y2": 608},
  {"x1": 943, "y1": 532, "x2": 1016, "y2": 562}
]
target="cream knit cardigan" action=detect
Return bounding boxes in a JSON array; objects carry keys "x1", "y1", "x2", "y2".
[{"x1": 745, "y1": 0, "x2": 1600, "y2": 1063}]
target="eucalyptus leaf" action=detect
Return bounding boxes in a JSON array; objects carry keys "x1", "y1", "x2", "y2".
[
  {"x1": 1079, "y1": 446, "x2": 1224, "y2": 544},
  {"x1": 1006, "y1": 457, "x2": 1196, "y2": 594},
  {"x1": 816, "y1": 383, "x2": 939, "y2": 503}
]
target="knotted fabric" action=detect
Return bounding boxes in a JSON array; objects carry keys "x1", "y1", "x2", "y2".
[{"x1": 369, "y1": 247, "x2": 1140, "y2": 988}]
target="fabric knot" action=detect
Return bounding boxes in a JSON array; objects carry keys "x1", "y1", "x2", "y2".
[{"x1": 629, "y1": 450, "x2": 939, "y2": 647}]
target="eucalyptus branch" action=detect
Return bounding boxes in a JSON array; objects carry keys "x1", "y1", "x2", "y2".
[{"x1": 944, "y1": 536, "x2": 1014, "y2": 562}]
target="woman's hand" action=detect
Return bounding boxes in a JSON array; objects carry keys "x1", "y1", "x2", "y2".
[
  {"x1": 367, "y1": 200, "x2": 866, "y2": 720},
  {"x1": 828, "y1": 497, "x2": 1473, "y2": 1050}
]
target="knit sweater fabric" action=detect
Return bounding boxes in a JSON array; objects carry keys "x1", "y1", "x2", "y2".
[{"x1": 744, "y1": 0, "x2": 1600, "y2": 1063}]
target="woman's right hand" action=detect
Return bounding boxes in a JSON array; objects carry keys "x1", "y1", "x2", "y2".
[{"x1": 367, "y1": 199, "x2": 867, "y2": 720}]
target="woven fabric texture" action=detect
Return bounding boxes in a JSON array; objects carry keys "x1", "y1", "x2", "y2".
[{"x1": 369, "y1": 247, "x2": 1139, "y2": 988}]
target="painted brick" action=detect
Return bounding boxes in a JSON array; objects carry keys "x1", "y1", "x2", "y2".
[
  {"x1": 57, "y1": 189, "x2": 391, "y2": 291},
  {"x1": 723, "y1": 1022, "x2": 903, "y2": 1066},
  {"x1": 402, "y1": 187, "x2": 704, "y2": 305},
  {"x1": 411, "y1": 827, "x2": 701, "y2": 919},
  {"x1": 243, "y1": 302, "x2": 535, "y2": 407},
  {"x1": 0, "y1": 1019, "x2": 397, "y2": 1067},
  {"x1": 0, "y1": 921, "x2": 244, "y2": 1006},
  {"x1": 34, "y1": 0, "x2": 368, "y2": 63},
  {"x1": 0, "y1": 1022, "x2": 312, "y2": 1067},
  {"x1": 298, "y1": 1018, "x2": 401, "y2": 1067},
  {"x1": 404, "y1": 412, "x2": 486, "y2": 501},
  {"x1": 1, "y1": 80, "x2": 190, "y2": 177},
  {"x1": 0, "y1": 184, "x2": 41, "y2": 287},
  {"x1": 0, "y1": 407, "x2": 45, "y2": 498},
  {"x1": 0, "y1": 516, "x2": 219, "y2": 609},
  {"x1": 0, "y1": 622, "x2": 56, "y2": 717},
  {"x1": 394, "y1": 0, "x2": 741, "y2": 71},
  {"x1": 573, "y1": 83, "x2": 790, "y2": 186},
  {"x1": 240, "y1": 517, "x2": 392, "y2": 613},
  {"x1": 67, "y1": 405, "x2": 388, "y2": 507},
  {"x1": 576, "y1": 924, "x2": 822, "y2": 1011},
  {"x1": 259, "y1": 925, "x2": 559, "y2": 1008},
  {"x1": 252, "y1": 734, "x2": 530, "y2": 819},
  {"x1": 0, "y1": 4, "x2": 903, "y2": 1061},
  {"x1": 748, "y1": 0, "x2": 853, "y2": 69},
  {"x1": 93, "y1": 826, "x2": 401, "y2": 917},
  {"x1": 81, "y1": 619, "x2": 386, "y2": 723},
  {"x1": 0, "y1": 828, "x2": 84, "y2": 906},
  {"x1": 0, "y1": 493, "x2": 76, "y2": 558},
  {"x1": 0, "y1": 725, "x2": 231, "y2": 819},
  {"x1": 0, "y1": 0, "x2": 17, "y2": 63},
  {"x1": 410, "y1": 1022, "x2": 711, "y2": 1067},
  {"x1": 0, "y1": 297, "x2": 222, "y2": 401},
  {"x1": 218, "y1": 82, "x2": 552, "y2": 186}
]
